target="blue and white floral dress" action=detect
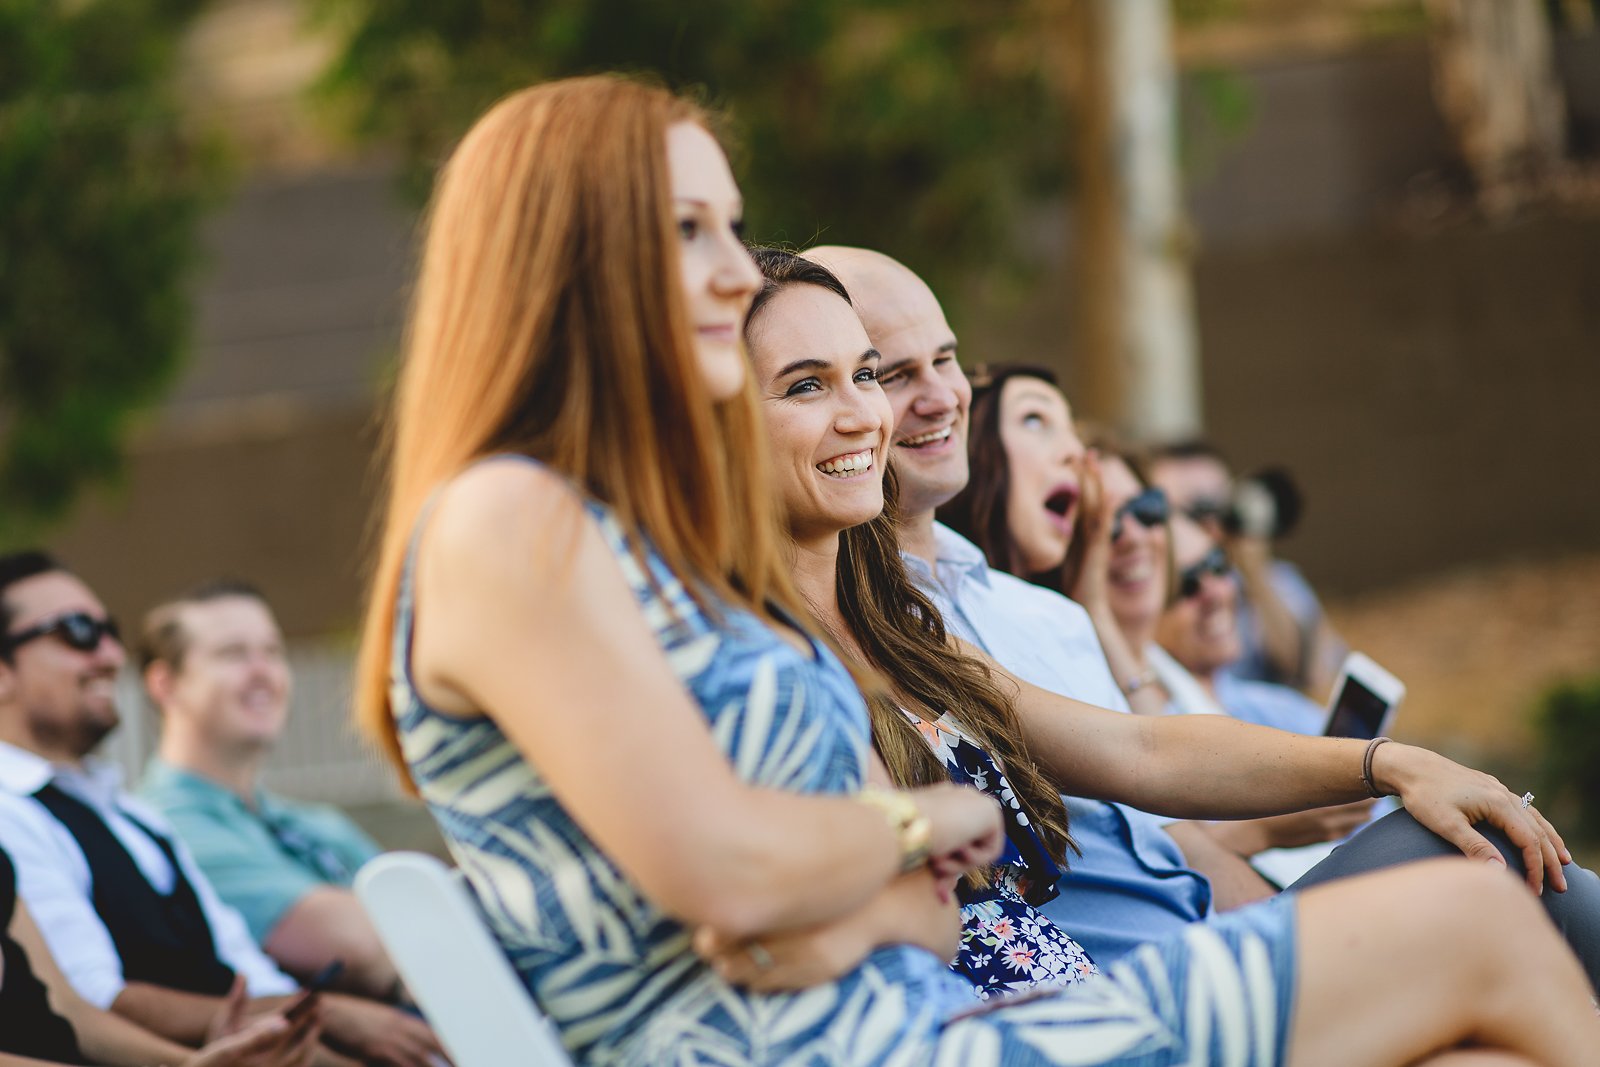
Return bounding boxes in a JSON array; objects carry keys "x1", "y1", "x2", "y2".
[
  {"x1": 899, "y1": 709, "x2": 1098, "y2": 999},
  {"x1": 391, "y1": 461, "x2": 1300, "y2": 1066}
]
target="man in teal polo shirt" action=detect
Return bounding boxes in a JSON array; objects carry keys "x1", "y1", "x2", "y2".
[{"x1": 136, "y1": 580, "x2": 398, "y2": 1002}]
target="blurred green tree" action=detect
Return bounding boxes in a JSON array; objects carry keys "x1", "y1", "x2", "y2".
[
  {"x1": 308, "y1": 0, "x2": 1068, "y2": 304},
  {"x1": 0, "y1": 0, "x2": 224, "y2": 542}
]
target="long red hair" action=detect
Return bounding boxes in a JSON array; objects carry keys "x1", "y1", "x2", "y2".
[{"x1": 355, "y1": 76, "x2": 803, "y2": 777}]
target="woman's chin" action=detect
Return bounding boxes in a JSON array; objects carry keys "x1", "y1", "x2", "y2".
[{"x1": 1015, "y1": 538, "x2": 1069, "y2": 577}]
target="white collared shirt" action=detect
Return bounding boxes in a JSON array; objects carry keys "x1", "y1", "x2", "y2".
[
  {"x1": 905, "y1": 523, "x2": 1131, "y2": 713},
  {"x1": 0, "y1": 741, "x2": 296, "y2": 1008}
]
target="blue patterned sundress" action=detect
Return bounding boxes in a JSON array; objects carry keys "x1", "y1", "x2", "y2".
[
  {"x1": 898, "y1": 710, "x2": 1099, "y2": 999},
  {"x1": 391, "y1": 461, "x2": 1301, "y2": 1066}
]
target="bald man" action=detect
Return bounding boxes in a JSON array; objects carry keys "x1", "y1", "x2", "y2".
[
  {"x1": 806, "y1": 245, "x2": 1272, "y2": 960},
  {"x1": 805, "y1": 246, "x2": 1600, "y2": 982}
]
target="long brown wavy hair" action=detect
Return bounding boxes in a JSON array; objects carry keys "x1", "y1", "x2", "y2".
[
  {"x1": 747, "y1": 249, "x2": 1073, "y2": 867},
  {"x1": 355, "y1": 77, "x2": 806, "y2": 776}
]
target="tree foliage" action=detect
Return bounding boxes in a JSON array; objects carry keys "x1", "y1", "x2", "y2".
[
  {"x1": 309, "y1": 0, "x2": 1070, "y2": 304},
  {"x1": 0, "y1": 0, "x2": 224, "y2": 542},
  {"x1": 1534, "y1": 675, "x2": 1600, "y2": 846}
]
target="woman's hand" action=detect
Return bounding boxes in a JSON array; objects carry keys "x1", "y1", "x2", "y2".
[
  {"x1": 909, "y1": 783, "x2": 1006, "y2": 881},
  {"x1": 1377, "y1": 743, "x2": 1573, "y2": 894},
  {"x1": 1066, "y1": 451, "x2": 1112, "y2": 615},
  {"x1": 692, "y1": 867, "x2": 961, "y2": 993}
]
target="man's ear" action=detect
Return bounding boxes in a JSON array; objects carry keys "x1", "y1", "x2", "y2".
[{"x1": 144, "y1": 661, "x2": 175, "y2": 710}]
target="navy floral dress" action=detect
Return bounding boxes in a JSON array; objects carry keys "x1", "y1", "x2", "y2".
[{"x1": 899, "y1": 710, "x2": 1100, "y2": 999}]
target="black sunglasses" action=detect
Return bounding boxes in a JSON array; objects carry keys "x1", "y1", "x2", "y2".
[
  {"x1": 1184, "y1": 497, "x2": 1229, "y2": 524},
  {"x1": 1176, "y1": 547, "x2": 1231, "y2": 601},
  {"x1": 1, "y1": 612, "x2": 121, "y2": 656},
  {"x1": 1111, "y1": 487, "x2": 1170, "y2": 543}
]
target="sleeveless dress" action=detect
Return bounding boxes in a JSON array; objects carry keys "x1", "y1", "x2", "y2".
[
  {"x1": 391, "y1": 463, "x2": 1300, "y2": 1066},
  {"x1": 899, "y1": 709, "x2": 1099, "y2": 999}
]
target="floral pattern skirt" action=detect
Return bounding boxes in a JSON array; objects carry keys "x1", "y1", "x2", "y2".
[{"x1": 956, "y1": 879, "x2": 1099, "y2": 1000}]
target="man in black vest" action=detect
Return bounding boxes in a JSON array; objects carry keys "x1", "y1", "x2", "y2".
[{"x1": 0, "y1": 551, "x2": 443, "y2": 1067}]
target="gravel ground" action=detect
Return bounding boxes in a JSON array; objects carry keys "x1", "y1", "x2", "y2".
[{"x1": 1325, "y1": 551, "x2": 1600, "y2": 760}]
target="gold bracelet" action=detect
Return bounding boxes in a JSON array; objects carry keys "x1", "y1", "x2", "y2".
[{"x1": 856, "y1": 786, "x2": 932, "y2": 873}]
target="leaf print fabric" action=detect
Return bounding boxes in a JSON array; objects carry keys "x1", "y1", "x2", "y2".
[{"x1": 389, "y1": 460, "x2": 1301, "y2": 1065}]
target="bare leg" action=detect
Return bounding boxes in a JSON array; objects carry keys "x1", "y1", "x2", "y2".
[{"x1": 1288, "y1": 858, "x2": 1597, "y2": 1067}]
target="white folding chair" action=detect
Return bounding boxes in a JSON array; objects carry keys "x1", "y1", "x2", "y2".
[{"x1": 355, "y1": 851, "x2": 575, "y2": 1066}]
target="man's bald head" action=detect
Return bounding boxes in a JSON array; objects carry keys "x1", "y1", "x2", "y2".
[
  {"x1": 804, "y1": 246, "x2": 972, "y2": 519},
  {"x1": 805, "y1": 246, "x2": 947, "y2": 347}
]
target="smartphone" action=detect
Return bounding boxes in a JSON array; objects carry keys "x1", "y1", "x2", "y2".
[
  {"x1": 283, "y1": 959, "x2": 345, "y2": 1022},
  {"x1": 1322, "y1": 652, "x2": 1405, "y2": 740}
]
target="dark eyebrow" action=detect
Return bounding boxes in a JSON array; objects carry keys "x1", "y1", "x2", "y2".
[
  {"x1": 775, "y1": 349, "x2": 879, "y2": 380},
  {"x1": 774, "y1": 357, "x2": 830, "y2": 378},
  {"x1": 936, "y1": 341, "x2": 958, "y2": 356},
  {"x1": 879, "y1": 356, "x2": 915, "y2": 379}
]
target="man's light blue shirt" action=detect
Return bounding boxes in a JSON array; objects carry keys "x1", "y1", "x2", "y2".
[
  {"x1": 903, "y1": 523, "x2": 1212, "y2": 964},
  {"x1": 1212, "y1": 671, "x2": 1327, "y2": 735},
  {"x1": 139, "y1": 759, "x2": 381, "y2": 943}
]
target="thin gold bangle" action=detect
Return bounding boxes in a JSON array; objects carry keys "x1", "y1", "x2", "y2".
[{"x1": 856, "y1": 786, "x2": 932, "y2": 873}]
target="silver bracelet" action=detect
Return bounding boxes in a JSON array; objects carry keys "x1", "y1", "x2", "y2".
[{"x1": 1121, "y1": 669, "x2": 1158, "y2": 697}]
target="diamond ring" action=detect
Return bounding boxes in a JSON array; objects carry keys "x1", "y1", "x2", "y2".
[
  {"x1": 1521, "y1": 791, "x2": 1536, "y2": 809},
  {"x1": 747, "y1": 943, "x2": 775, "y2": 970}
]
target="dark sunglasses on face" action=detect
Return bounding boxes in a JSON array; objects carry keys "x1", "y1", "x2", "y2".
[
  {"x1": 1, "y1": 612, "x2": 121, "y2": 656},
  {"x1": 1176, "y1": 547, "x2": 1231, "y2": 601},
  {"x1": 1111, "y1": 487, "x2": 1170, "y2": 543},
  {"x1": 1184, "y1": 497, "x2": 1229, "y2": 524}
]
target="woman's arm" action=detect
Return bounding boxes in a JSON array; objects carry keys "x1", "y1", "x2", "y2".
[
  {"x1": 11, "y1": 900, "x2": 320, "y2": 1067},
  {"x1": 1065, "y1": 455, "x2": 1167, "y2": 715},
  {"x1": 687, "y1": 751, "x2": 961, "y2": 992},
  {"x1": 979, "y1": 655, "x2": 1568, "y2": 894},
  {"x1": 691, "y1": 864, "x2": 960, "y2": 993},
  {"x1": 411, "y1": 461, "x2": 1002, "y2": 941}
]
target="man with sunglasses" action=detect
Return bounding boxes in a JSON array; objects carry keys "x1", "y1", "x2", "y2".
[
  {"x1": 0, "y1": 551, "x2": 444, "y2": 1067},
  {"x1": 1151, "y1": 517, "x2": 1385, "y2": 886},
  {"x1": 1152, "y1": 516, "x2": 1328, "y2": 736},
  {"x1": 1148, "y1": 440, "x2": 1347, "y2": 699}
]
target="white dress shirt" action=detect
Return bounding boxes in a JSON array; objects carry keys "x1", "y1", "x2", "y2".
[
  {"x1": 908, "y1": 523, "x2": 1131, "y2": 714},
  {"x1": 0, "y1": 741, "x2": 296, "y2": 1008}
]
